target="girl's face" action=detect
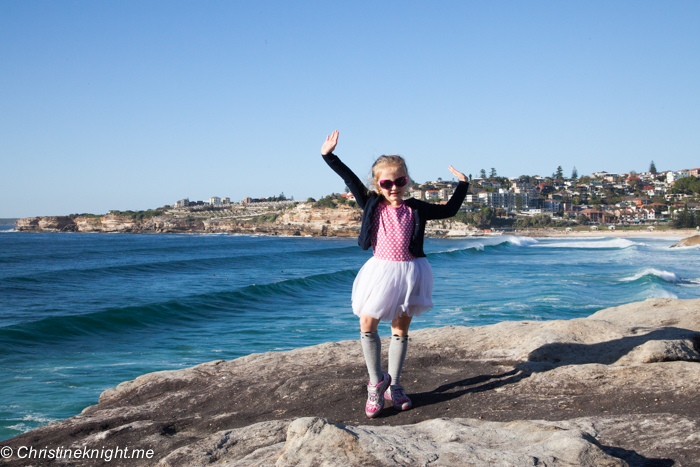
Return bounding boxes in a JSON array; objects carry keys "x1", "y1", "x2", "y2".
[{"x1": 376, "y1": 165, "x2": 408, "y2": 206}]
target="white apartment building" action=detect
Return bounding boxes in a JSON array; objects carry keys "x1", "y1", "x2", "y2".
[
  {"x1": 410, "y1": 190, "x2": 424, "y2": 200},
  {"x1": 478, "y1": 190, "x2": 534, "y2": 209},
  {"x1": 667, "y1": 170, "x2": 690, "y2": 184},
  {"x1": 175, "y1": 198, "x2": 189, "y2": 208},
  {"x1": 210, "y1": 197, "x2": 222, "y2": 206},
  {"x1": 439, "y1": 188, "x2": 454, "y2": 199}
]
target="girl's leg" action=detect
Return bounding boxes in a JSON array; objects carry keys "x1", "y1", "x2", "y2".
[
  {"x1": 388, "y1": 316, "x2": 412, "y2": 386},
  {"x1": 360, "y1": 314, "x2": 391, "y2": 418},
  {"x1": 390, "y1": 316, "x2": 412, "y2": 337},
  {"x1": 360, "y1": 315, "x2": 380, "y2": 333},
  {"x1": 359, "y1": 315, "x2": 382, "y2": 384}
]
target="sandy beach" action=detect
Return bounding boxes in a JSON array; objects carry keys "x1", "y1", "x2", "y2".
[{"x1": 515, "y1": 228, "x2": 698, "y2": 238}]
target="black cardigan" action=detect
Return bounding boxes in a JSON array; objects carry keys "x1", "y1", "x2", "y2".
[{"x1": 322, "y1": 152, "x2": 469, "y2": 258}]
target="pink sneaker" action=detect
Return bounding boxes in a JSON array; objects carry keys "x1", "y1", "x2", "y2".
[
  {"x1": 365, "y1": 372, "x2": 391, "y2": 418},
  {"x1": 385, "y1": 384, "x2": 412, "y2": 411}
]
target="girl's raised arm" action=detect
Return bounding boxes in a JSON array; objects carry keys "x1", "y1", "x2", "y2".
[
  {"x1": 320, "y1": 131, "x2": 370, "y2": 208},
  {"x1": 448, "y1": 165, "x2": 468, "y2": 182},
  {"x1": 421, "y1": 165, "x2": 469, "y2": 220},
  {"x1": 321, "y1": 130, "x2": 339, "y2": 155}
]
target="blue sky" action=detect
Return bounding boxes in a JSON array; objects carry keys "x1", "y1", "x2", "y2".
[{"x1": 1, "y1": 1, "x2": 698, "y2": 217}]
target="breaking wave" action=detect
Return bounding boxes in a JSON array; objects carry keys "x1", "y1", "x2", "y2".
[
  {"x1": 620, "y1": 268, "x2": 698, "y2": 286},
  {"x1": 429, "y1": 236, "x2": 538, "y2": 257},
  {"x1": 621, "y1": 268, "x2": 681, "y2": 283}
]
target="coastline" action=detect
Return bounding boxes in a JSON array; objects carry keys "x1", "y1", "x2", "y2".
[
  {"x1": 12, "y1": 214, "x2": 700, "y2": 240},
  {"x1": 3, "y1": 298, "x2": 700, "y2": 466}
]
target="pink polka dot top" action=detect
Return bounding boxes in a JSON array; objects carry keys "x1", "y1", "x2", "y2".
[{"x1": 370, "y1": 202, "x2": 416, "y2": 261}]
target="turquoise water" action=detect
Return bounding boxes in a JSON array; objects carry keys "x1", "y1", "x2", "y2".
[{"x1": 1, "y1": 227, "x2": 699, "y2": 440}]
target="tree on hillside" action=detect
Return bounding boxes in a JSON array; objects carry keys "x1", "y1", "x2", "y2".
[
  {"x1": 490, "y1": 168, "x2": 497, "y2": 178},
  {"x1": 555, "y1": 166, "x2": 564, "y2": 180},
  {"x1": 571, "y1": 166, "x2": 578, "y2": 180},
  {"x1": 480, "y1": 169, "x2": 487, "y2": 178},
  {"x1": 672, "y1": 205, "x2": 695, "y2": 228},
  {"x1": 627, "y1": 178, "x2": 640, "y2": 192},
  {"x1": 576, "y1": 214, "x2": 590, "y2": 225},
  {"x1": 649, "y1": 161, "x2": 657, "y2": 174},
  {"x1": 471, "y1": 207, "x2": 496, "y2": 228},
  {"x1": 670, "y1": 176, "x2": 700, "y2": 194}
]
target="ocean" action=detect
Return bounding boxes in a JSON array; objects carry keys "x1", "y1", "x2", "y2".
[{"x1": 1, "y1": 226, "x2": 699, "y2": 441}]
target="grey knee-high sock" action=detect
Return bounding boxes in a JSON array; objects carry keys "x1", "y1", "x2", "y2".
[
  {"x1": 388, "y1": 335, "x2": 409, "y2": 387},
  {"x1": 360, "y1": 332, "x2": 382, "y2": 385}
]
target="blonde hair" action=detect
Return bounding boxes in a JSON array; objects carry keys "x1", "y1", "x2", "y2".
[{"x1": 369, "y1": 155, "x2": 410, "y2": 193}]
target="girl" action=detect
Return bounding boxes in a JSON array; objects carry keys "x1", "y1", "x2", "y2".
[{"x1": 321, "y1": 130, "x2": 469, "y2": 418}]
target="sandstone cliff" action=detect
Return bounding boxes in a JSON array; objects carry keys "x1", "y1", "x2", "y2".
[
  {"x1": 4, "y1": 298, "x2": 700, "y2": 466},
  {"x1": 16, "y1": 215, "x2": 198, "y2": 233},
  {"x1": 16, "y1": 216, "x2": 76, "y2": 232},
  {"x1": 14, "y1": 205, "x2": 362, "y2": 237}
]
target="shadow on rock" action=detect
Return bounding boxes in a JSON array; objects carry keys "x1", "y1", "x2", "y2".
[
  {"x1": 525, "y1": 327, "x2": 700, "y2": 367},
  {"x1": 601, "y1": 445, "x2": 675, "y2": 467},
  {"x1": 412, "y1": 326, "x2": 700, "y2": 409}
]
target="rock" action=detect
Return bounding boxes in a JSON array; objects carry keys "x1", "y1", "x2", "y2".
[
  {"x1": 4, "y1": 298, "x2": 700, "y2": 466},
  {"x1": 13, "y1": 209, "x2": 361, "y2": 236},
  {"x1": 15, "y1": 216, "x2": 76, "y2": 232},
  {"x1": 276, "y1": 417, "x2": 625, "y2": 467},
  {"x1": 670, "y1": 235, "x2": 700, "y2": 247},
  {"x1": 158, "y1": 419, "x2": 290, "y2": 467}
]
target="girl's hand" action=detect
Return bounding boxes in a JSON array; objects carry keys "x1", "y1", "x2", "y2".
[
  {"x1": 321, "y1": 130, "x2": 339, "y2": 155},
  {"x1": 448, "y1": 165, "x2": 468, "y2": 182}
]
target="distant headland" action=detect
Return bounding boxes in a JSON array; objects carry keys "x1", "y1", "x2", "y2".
[{"x1": 11, "y1": 167, "x2": 700, "y2": 236}]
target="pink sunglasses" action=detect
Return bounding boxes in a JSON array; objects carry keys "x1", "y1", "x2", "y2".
[{"x1": 378, "y1": 176, "x2": 408, "y2": 190}]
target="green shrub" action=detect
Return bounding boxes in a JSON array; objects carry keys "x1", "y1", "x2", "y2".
[{"x1": 313, "y1": 196, "x2": 337, "y2": 209}]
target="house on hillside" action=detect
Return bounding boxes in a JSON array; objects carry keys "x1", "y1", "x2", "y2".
[{"x1": 580, "y1": 208, "x2": 615, "y2": 224}]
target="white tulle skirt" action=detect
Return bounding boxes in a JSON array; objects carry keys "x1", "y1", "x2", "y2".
[{"x1": 351, "y1": 256, "x2": 434, "y2": 321}]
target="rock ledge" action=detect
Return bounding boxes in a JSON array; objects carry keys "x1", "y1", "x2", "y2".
[{"x1": 4, "y1": 298, "x2": 700, "y2": 466}]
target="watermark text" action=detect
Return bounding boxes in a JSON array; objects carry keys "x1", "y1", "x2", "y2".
[{"x1": 1, "y1": 445, "x2": 154, "y2": 461}]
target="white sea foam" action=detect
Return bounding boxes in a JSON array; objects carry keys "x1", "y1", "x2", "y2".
[
  {"x1": 6, "y1": 414, "x2": 58, "y2": 434},
  {"x1": 21, "y1": 413, "x2": 57, "y2": 424},
  {"x1": 504, "y1": 235, "x2": 539, "y2": 247},
  {"x1": 670, "y1": 243, "x2": 700, "y2": 250},
  {"x1": 621, "y1": 268, "x2": 682, "y2": 283},
  {"x1": 7, "y1": 423, "x2": 31, "y2": 433},
  {"x1": 534, "y1": 238, "x2": 641, "y2": 249}
]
